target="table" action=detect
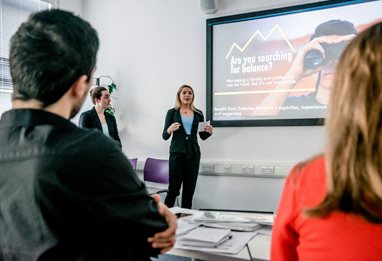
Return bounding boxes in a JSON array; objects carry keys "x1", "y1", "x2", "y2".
[
  {"x1": 167, "y1": 232, "x2": 270, "y2": 261},
  {"x1": 165, "y1": 209, "x2": 272, "y2": 261}
]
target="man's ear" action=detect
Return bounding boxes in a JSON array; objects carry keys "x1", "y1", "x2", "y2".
[{"x1": 71, "y1": 75, "x2": 90, "y2": 98}]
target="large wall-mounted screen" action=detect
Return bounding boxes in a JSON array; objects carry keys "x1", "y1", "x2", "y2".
[{"x1": 206, "y1": 0, "x2": 382, "y2": 126}]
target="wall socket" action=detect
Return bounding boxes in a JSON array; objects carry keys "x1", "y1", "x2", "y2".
[
  {"x1": 223, "y1": 165, "x2": 232, "y2": 173},
  {"x1": 199, "y1": 161, "x2": 293, "y2": 176},
  {"x1": 259, "y1": 166, "x2": 275, "y2": 175},
  {"x1": 241, "y1": 165, "x2": 255, "y2": 174},
  {"x1": 201, "y1": 163, "x2": 214, "y2": 173}
]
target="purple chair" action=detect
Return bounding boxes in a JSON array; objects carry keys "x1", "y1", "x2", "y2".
[
  {"x1": 129, "y1": 158, "x2": 138, "y2": 170},
  {"x1": 143, "y1": 157, "x2": 170, "y2": 195}
]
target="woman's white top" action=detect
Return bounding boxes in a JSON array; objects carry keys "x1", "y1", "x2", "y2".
[{"x1": 101, "y1": 123, "x2": 111, "y2": 138}]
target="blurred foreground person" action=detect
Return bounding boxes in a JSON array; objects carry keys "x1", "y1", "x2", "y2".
[
  {"x1": 0, "y1": 9, "x2": 175, "y2": 261},
  {"x1": 271, "y1": 22, "x2": 382, "y2": 261}
]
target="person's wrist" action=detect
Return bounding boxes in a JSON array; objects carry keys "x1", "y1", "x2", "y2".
[{"x1": 286, "y1": 67, "x2": 303, "y2": 83}]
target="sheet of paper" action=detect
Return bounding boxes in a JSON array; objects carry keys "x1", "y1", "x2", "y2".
[
  {"x1": 193, "y1": 211, "x2": 254, "y2": 223},
  {"x1": 198, "y1": 121, "x2": 210, "y2": 132},
  {"x1": 175, "y1": 230, "x2": 257, "y2": 254},
  {"x1": 180, "y1": 227, "x2": 231, "y2": 243},
  {"x1": 176, "y1": 220, "x2": 200, "y2": 236},
  {"x1": 192, "y1": 211, "x2": 274, "y2": 225},
  {"x1": 256, "y1": 225, "x2": 273, "y2": 236},
  {"x1": 169, "y1": 206, "x2": 199, "y2": 215},
  {"x1": 200, "y1": 222, "x2": 263, "y2": 232}
]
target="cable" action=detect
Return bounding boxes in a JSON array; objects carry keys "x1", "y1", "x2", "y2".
[{"x1": 246, "y1": 243, "x2": 253, "y2": 261}]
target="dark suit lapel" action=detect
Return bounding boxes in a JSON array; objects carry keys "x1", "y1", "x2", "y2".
[
  {"x1": 173, "y1": 109, "x2": 181, "y2": 123},
  {"x1": 191, "y1": 111, "x2": 199, "y2": 133},
  {"x1": 105, "y1": 113, "x2": 114, "y2": 135},
  {"x1": 91, "y1": 107, "x2": 102, "y2": 130},
  {"x1": 174, "y1": 109, "x2": 187, "y2": 135}
]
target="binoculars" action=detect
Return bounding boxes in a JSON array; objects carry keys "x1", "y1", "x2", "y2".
[{"x1": 303, "y1": 41, "x2": 349, "y2": 69}]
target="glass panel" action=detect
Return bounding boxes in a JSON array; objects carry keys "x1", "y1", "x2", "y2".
[{"x1": 0, "y1": 0, "x2": 51, "y2": 116}]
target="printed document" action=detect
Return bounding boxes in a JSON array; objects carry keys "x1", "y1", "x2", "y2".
[
  {"x1": 178, "y1": 227, "x2": 232, "y2": 248},
  {"x1": 198, "y1": 121, "x2": 210, "y2": 132},
  {"x1": 175, "y1": 230, "x2": 257, "y2": 254}
]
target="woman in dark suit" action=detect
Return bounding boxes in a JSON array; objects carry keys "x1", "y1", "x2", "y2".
[
  {"x1": 79, "y1": 86, "x2": 122, "y2": 148},
  {"x1": 162, "y1": 84, "x2": 213, "y2": 209}
]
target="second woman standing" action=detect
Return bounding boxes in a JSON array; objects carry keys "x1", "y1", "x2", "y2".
[
  {"x1": 162, "y1": 84, "x2": 213, "y2": 209},
  {"x1": 79, "y1": 86, "x2": 122, "y2": 148}
]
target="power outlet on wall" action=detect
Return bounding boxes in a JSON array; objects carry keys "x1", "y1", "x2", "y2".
[
  {"x1": 259, "y1": 166, "x2": 275, "y2": 175},
  {"x1": 223, "y1": 165, "x2": 232, "y2": 173},
  {"x1": 201, "y1": 163, "x2": 214, "y2": 173},
  {"x1": 241, "y1": 165, "x2": 255, "y2": 174}
]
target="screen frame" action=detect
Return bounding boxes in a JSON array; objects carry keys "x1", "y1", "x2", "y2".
[{"x1": 206, "y1": 0, "x2": 374, "y2": 127}]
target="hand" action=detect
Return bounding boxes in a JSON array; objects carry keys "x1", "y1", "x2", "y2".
[
  {"x1": 148, "y1": 194, "x2": 177, "y2": 253},
  {"x1": 167, "y1": 122, "x2": 181, "y2": 135},
  {"x1": 288, "y1": 34, "x2": 356, "y2": 81},
  {"x1": 204, "y1": 125, "x2": 213, "y2": 134}
]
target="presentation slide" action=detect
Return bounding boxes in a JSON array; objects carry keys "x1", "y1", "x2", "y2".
[{"x1": 211, "y1": 1, "x2": 382, "y2": 122}]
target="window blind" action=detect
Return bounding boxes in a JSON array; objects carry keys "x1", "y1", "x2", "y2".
[{"x1": 0, "y1": 0, "x2": 51, "y2": 116}]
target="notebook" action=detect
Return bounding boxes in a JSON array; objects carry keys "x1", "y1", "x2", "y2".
[
  {"x1": 201, "y1": 222, "x2": 263, "y2": 232},
  {"x1": 193, "y1": 211, "x2": 274, "y2": 225},
  {"x1": 178, "y1": 227, "x2": 232, "y2": 248}
]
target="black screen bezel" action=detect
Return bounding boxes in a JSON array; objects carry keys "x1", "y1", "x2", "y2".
[{"x1": 206, "y1": 0, "x2": 374, "y2": 127}]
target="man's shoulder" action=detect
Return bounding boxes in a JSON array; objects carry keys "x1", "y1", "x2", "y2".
[
  {"x1": 64, "y1": 127, "x2": 119, "y2": 152},
  {"x1": 79, "y1": 109, "x2": 94, "y2": 117},
  {"x1": 0, "y1": 109, "x2": 121, "y2": 160},
  {"x1": 37, "y1": 123, "x2": 120, "y2": 160}
]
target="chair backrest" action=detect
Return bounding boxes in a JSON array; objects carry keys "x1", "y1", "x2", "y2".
[
  {"x1": 129, "y1": 158, "x2": 138, "y2": 170},
  {"x1": 143, "y1": 157, "x2": 169, "y2": 184}
]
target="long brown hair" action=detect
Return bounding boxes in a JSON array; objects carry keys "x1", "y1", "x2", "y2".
[{"x1": 306, "y1": 23, "x2": 382, "y2": 223}]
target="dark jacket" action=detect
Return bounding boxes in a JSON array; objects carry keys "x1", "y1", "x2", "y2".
[
  {"x1": 0, "y1": 109, "x2": 167, "y2": 261},
  {"x1": 162, "y1": 108, "x2": 211, "y2": 154},
  {"x1": 79, "y1": 107, "x2": 122, "y2": 148}
]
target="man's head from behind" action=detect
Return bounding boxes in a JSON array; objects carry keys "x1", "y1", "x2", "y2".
[{"x1": 10, "y1": 9, "x2": 99, "y2": 114}]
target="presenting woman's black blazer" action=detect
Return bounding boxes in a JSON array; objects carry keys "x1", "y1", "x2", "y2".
[
  {"x1": 162, "y1": 108, "x2": 211, "y2": 155},
  {"x1": 162, "y1": 107, "x2": 211, "y2": 208},
  {"x1": 79, "y1": 107, "x2": 122, "y2": 148}
]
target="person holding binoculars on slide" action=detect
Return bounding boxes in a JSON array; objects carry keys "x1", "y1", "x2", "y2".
[{"x1": 254, "y1": 20, "x2": 357, "y2": 117}]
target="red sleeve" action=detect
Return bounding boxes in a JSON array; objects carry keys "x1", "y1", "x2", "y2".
[{"x1": 271, "y1": 165, "x2": 300, "y2": 261}]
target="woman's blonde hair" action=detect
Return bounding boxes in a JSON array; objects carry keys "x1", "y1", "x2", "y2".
[
  {"x1": 306, "y1": 22, "x2": 382, "y2": 223},
  {"x1": 175, "y1": 84, "x2": 196, "y2": 110}
]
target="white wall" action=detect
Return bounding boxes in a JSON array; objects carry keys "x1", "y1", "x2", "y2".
[
  {"x1": 55, "y1": 0, "x2": 83, "y2": 15},
  {"x1": 81, "y1": 0, "x2": 325, "y2": 162},
  {"x1": 79, "y1": 0, "x2": 327, "y2": 211}
]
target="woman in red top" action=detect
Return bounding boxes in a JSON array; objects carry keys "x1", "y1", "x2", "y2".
[{"x1": 271, "y1": 22, "x2": 382, "y2": 261}]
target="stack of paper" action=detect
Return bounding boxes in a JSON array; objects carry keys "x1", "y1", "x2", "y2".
[
  {"x1": 189, "y1": 211, "x2": 272, "y2": 231},
  {"x1": 174, "y1": 210, "x2": 270, "y2": 254},
  {"x1": 176, "y1": 221, "x2": 200, "y2": 236},
  {"x1": 178, "y1": 227, "x2": 232, "y2": 248},
  {"x1": 201, "y1": 222, "x2": 262, "y2": 232}
]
